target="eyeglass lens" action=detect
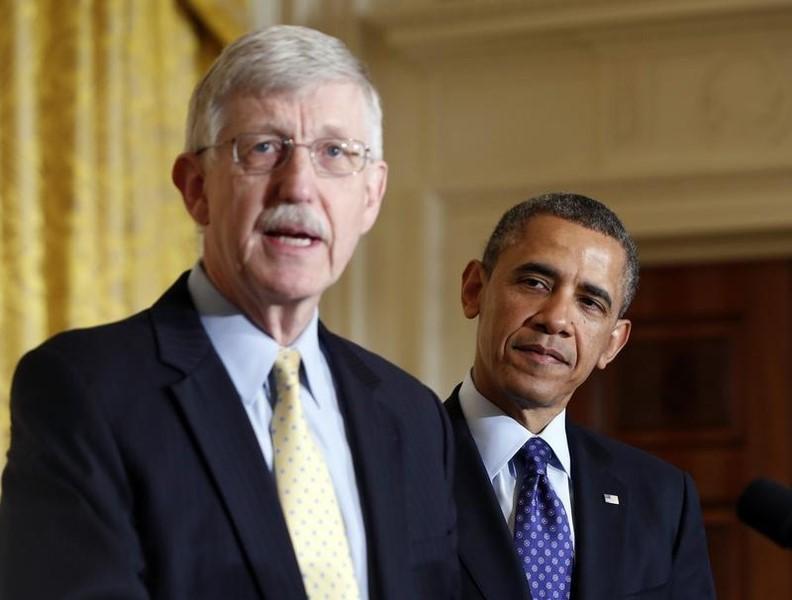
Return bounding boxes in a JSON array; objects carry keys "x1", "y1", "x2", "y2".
[{"x1": 234, "y1": 134, "x2": 368, "y2": 175}]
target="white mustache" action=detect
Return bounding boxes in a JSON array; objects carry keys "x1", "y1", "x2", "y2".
[{"x1": 257, "y1": 204, "x2": 329, "y2": 242}]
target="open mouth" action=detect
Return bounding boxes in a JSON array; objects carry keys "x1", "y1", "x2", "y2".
[
  {"x1": 258, "y1": 204, "x2": 329, "y2": 249},
  {"x1": 264, "y1": 227, "x2": 323, "y2": 247}
]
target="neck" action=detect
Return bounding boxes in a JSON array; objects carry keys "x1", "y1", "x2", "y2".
[
  {"x1": 246, "y1": 303, "x2": 316, "y2": 346},
  {"x1": 469, "y1": 370, "x2": 567, "y2": 434},
  {"x1": 487, "y1": 393, "x2": 563, "y2": 433},
  {"x1": 203, "y1": 266, "x2": 318, "y2": 346},
  {"x1": 513, "y1": 406, "x2": 563, "y2": 434}
]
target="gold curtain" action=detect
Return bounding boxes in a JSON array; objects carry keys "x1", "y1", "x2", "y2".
[{"x1": 0, "y1": 0, "x2": 212, "y2": 459}]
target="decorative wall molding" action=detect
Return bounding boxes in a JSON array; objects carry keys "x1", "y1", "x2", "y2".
[
  {"x1": 328, "y1": 0, "x2": 792, "y2": 394},
  {"x1": 416, "y1": 184, "x2": 792, "y2": 393},
  {"x1": 364, "y1": 0, "x2": 792, "y2": 55}
]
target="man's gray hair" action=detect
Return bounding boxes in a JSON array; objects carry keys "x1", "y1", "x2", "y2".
[
  {"x1": 184, "y1": 25, "x2": 383, "y2": 158},
  {"x1": 481, "y1": 192, "x2": 640, "y2": 317}
]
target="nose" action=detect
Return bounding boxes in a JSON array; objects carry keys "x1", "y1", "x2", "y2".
[
  {"x1": 531, "y1": 292, "x2": 572, "y2": 337},
  {"x1": 270, "y1": 143, "x2": 316, "y2": 204}
]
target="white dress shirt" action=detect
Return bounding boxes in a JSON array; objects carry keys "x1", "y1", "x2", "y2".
[
  {"x1": 458, "y1": 371, "x2": 576, "y2": 546},
  {"x1": 187, "y1": 265, "x2": 369, "y2": 598}
]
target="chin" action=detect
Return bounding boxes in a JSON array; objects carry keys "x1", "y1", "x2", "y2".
[
  {"x1": 247, "y1": 268, "x2": 327, "y2": 301},
  {"x1": 505, "y1": 381, "x2": 564, "y2": 411},
  {"x1": 266, "y1": 284, "x2": 324, "y2": 305}
]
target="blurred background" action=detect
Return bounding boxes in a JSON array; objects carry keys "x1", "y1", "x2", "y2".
[{"x1": 1, "y1": 0, "x2": 790, "y2": 597}]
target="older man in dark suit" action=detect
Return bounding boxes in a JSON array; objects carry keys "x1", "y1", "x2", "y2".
[
  {"x1": 447, "y1": 193, "x2": 715, "y2": 599},
  {"x1": 0, "y1": 26, "x2": 456, "y2": 600}
]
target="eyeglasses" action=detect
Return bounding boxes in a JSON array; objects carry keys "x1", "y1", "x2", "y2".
[{"x1": 195, "y1": 133, "x2": 372, "y2": 177}]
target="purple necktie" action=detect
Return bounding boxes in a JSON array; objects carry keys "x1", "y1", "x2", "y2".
[{"x1": 513, "y1": 437, "x2": 574, "y2": 600}]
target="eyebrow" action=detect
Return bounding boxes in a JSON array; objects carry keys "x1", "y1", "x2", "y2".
[
  {"x1": 514, "y1": 262, "x2": 558, "y2": 281},
  {"x1": 580, "y1": 282, "x2": 613, "y2": 311},
  {"x1": 513, "y1": 261, "x2": 614, "y2": 310},
  {"x1": 246, "y1": 124, "x2": 354, "y2": 141},
  {"x1": 239, "y1": 125, "x2": 289, "y2": 138},
  {"x1": 317, "y1": 124, "x2": 355, "y2": 140}
]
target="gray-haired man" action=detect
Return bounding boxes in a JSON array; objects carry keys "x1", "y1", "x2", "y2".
[{"x1": 0, "y1": 26, "x2": 457, "y2": 600}]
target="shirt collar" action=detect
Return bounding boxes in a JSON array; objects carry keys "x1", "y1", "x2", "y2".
[
  {"x1": 458, "y1": 370, "x2": 571, "y2": 480},
  {"x1": 187, "y1": 263, "x2": 326, "y2": 407}
]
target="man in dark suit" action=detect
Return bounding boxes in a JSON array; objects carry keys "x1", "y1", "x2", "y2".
[
  {"x1": 0, "y1": 26, "x2": 456, "y2": 599},
  {"x1": 448, "y1": 193, "x2": 715, "y2": 599}
]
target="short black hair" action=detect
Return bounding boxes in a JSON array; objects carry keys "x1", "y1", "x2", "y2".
[{"x1": 481, "y1": 192, "x2": 640, "y2": 316}]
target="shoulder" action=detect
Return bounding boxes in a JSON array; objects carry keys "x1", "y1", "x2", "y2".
[
  {"x1": 568, "y1": 422, "x2": 688, "y2": 488},
  {"x1": 568, "y1": 422, "x2": 703, "y2": 552},
  {"x1": 319, "y1": 324, "x2": 436, "y2": 397},
  {"x1": 10, "y1": 309, "x2": 168, "y2": 430},
  {"x1": 567, "y1": 422, "x2": 714, "y2": 595},
  {"x1": 18, "y1": 309, "x2": 154, "y2": 377},
  {"x1": 17, "y1": 272, "x2": 195, "y2": 384},
  {"x1": 318, "y1": 325, "x2": 450, "y2": 445},
  {"x1": 12, "y1": 275, "x2": 197, "y2": 415}
]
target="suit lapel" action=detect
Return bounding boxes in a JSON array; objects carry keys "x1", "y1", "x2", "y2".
[
  {"x1": 319, "y1": 326, "x2": 408, "y2": 600},
  {"x1": 567, "y1": 423, "x2": 627, "y2": 600},
  {"x1": 446, "y1": 391, "x2": 531, "y2": 600},
  {"x1": 447, "y1": 388, "x2": 629, "y2": 600},
  {"x1": 151, "y1": 274, "x2": 305, "y2": 600}
]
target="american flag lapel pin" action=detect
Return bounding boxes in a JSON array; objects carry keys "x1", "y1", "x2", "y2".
[{"x1": 603, "y1": 493, "x2": 620, "y2": 505}]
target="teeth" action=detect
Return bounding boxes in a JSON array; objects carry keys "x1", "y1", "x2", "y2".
[{"x1": 276, "y1": 235, "x2": 312, "y2": 247}]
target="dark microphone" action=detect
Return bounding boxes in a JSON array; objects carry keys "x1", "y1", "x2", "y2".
[{"x1": 736, "y1": 478, "x2": 792, "y2": 549}]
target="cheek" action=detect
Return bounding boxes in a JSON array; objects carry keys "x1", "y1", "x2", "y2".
[
  {"x1": 213, "y1": 206, "x2": 249, "y2": 246},
  {"x1": 227, "y1": 192, "x2": 265, "y2": 235},
  {"x1": 480, "y1": 308, "x2": 511, "y2": 358},
  {"x1": 495, "y1": 297, "x2": 530, "y2": 336},
  {"x1": 327, "y1": 198, "x2": 367, "y2": 245},
  {"x1": 329, "y1": 228, "x2": 361, "y2": 270},
  {"x1": 576, "y1": 328, "x2": 613, "y2": 370}
]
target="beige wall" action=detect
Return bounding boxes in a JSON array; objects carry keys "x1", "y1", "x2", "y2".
[{"x1": 298, "y1": 0, "x2": 792, "y2": 395}]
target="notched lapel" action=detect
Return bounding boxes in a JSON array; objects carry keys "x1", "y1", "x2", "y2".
[
  {"x1": 320, "y1": 328, "x2": 408, "y2": 600},
  {"x1": 151, "y1": 274, "x2": 305, "y2": 599},
  {"x1": 171, "y1": 358, "x2": 305, "y2": 599},
  {"x1": 568, "y1": 425, "x2": 627, "y2": 600},
  {"x1": 446, "y1": 392, "x2": 530, "y2": 600}
]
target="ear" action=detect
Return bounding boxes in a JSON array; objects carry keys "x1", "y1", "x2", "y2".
[
  {"x1": 596, "y1": 319, "x2": 631, "y2": 369},
  {"x1": 461, "y1": 260, "x2": 487, "y2": 319},
  {"x1": 172, "y1": 153, "x2": 209, "y2": 226},
  {"x1": 359, "y1": 160, "x2": 388, "y2": 234}
]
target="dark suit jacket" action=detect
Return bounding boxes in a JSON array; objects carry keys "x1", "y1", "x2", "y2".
[
  {"x1": 446, "y1": 388, "x2": 715, "y2": 600},
  {"x1": 0, "y1": 273, "x2": 458, "y2": 599}
]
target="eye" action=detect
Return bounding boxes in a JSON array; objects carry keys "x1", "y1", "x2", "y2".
[
  {"x1": 319, "y1": 140, "x2": 347, "y2": 159},
  {"x1": 250, "y1": 138, "x2": 280, "y2": 154},
  {"x1": 579, "y1": 295, "x2": 606, "y2": 314},
  {"x1": 517, "y1": 276, "x2": 550, "y2": 291}
]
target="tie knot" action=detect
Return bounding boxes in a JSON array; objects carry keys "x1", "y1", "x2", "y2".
[
  {"x1": 517, "y1": 437, "x2": 555, "y2": 476},
  {"x1": 274, "y1": 347, "x2": 301, "y2": 385}
]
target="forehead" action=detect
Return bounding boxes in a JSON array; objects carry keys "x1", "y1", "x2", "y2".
[
  {"x1": 219, "y1": 81, "x2": 370, "y2": 138},
  {"x1": 495, "y1": 215, "x2": 626, "y2": 288}
]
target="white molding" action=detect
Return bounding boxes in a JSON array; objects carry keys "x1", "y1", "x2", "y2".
[
  {"x1": 425, "y1": 164, "x2": 792, "y2": 238},
  {"x1": 249, "y1": 0, "x2": 281, "y2": 27},
  {"x1": 364, "y1": 0, "x2": 792, "y2": 55},
  {"x1": 638, "y1": 229, "x2": 792, "y2": 265},
  {"x1": 419, "y1": 190, "x2": 445, "y2": 392},
  {"x1": 416, "y1": 182, "x2": 791, "y2": 394}
]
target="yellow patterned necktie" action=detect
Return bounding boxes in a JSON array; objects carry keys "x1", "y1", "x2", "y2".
[{"x1": 270, "y1": 348, "x2": 361, "y2": 600}]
